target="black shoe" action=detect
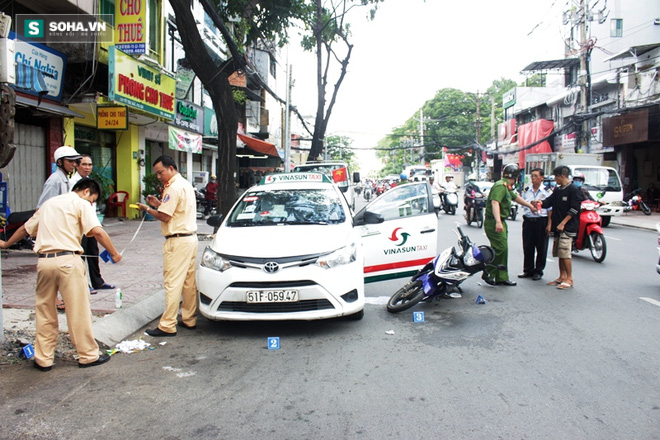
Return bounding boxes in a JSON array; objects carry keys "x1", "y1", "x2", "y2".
[
  {"x1": 532, "y1": 273, "x2": 542, "y2": 281},
  {"x1": 481, "y1": 274, "x2": 496, "y2": 286},
  {"x1": 79, "y1": 354, "x2": 111, "y2": 368},
  {"x1": 518, "y1": 273, "x2": 533, "y2": 278},
  {"x1": 145, "y1": 327, "x2": 177, "y2": 337},
  {"x1": 33, "y1": 360, "x2": 52, "y2": 372},
  {"x1": 496, "y1": 280, "x2": 517, "y2": 286},
  {"x1": 178, "y1": 322, "x2": 197, "y2": 330}
]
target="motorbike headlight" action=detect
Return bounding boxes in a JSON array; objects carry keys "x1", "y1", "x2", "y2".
[
  {"x1": 201, "y1": 246, "x2": 232, "y2": 272},
  {"x1": 316, "y1": 243, "x2": 357, "y2": 269}
]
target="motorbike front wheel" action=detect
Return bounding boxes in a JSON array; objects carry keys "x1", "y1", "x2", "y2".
[
  {"x1": 449, "y1": 205, "x2": 456, "y2": 215},
  {"x1": 641, "y1": 201, "x2": 652, "y2": 215},
  {"x1": 387, "y1": 280, "x2": 426, "y2": 313},
  {"x1": 589, "y1": 232, "x2": 607, "y2": 263},
  {"x1": 476, "y1": 207, "x2": 484, "y2": 228}
]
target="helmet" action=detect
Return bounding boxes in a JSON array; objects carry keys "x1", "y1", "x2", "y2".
[
  {"x1": 210, "y1": 175, "x2": 216, "y2": 180},
  {"x1": 502, "y1": 163, "x2": 521, "y2": 179},
  {"x1": 445, "y1": 175, "x2": 453, "y2": 180},
  {"x1": 572, "y1": 172, "x2": 585, "y2": 181},
  {"x1": 54, "y1": 146, "x2": 82, "y2": 162},
  {"x1": 400, "y1": 173, "x2": 407, "y2": 180}
]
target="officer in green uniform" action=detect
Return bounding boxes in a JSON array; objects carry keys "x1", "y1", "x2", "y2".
[{"x1": 483, "y1": 164, "x2": 538, "y2": 286}]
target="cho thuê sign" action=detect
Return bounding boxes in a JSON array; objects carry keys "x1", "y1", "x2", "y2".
[
  {"x1": 108, "y1": 46, "x2": 175, "y2": 120},
  {"x1": 97, "y1": 105, "x2": 128, "y2": 130}
]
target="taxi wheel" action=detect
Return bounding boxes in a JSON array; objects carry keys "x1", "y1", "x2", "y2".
[{"x1": 387, "y1": 280, "x2": 425, "y2": 313}]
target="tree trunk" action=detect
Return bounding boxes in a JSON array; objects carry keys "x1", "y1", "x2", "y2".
[{"x1": 169, "y1": 0, "x2": 238, "y2": 216}]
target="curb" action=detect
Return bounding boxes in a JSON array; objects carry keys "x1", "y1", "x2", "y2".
[{"x1": 92, "y1": 289, "x2": 164, "y2": 347}]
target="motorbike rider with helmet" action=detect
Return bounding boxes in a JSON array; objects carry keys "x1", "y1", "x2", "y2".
[
  {"x1": 572, "y1": 172, "x2": 594, "y2": 202},
  {"x1": 37, "y1": 146, "x2": 82, "y2": 208},
  {"x1": 482, "y1": 163, "x2": 538, "y2": 286},
  {"x1": 463, "y1": 175, "x2": 481, "y2": 218},
  {"x1": 438, "y1": 174, "x2": 458, "y2": 206}
]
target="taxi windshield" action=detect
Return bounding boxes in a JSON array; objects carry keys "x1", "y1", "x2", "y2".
[{"x1": 227, "y1": 188, "x2": 346, "y2": 226}]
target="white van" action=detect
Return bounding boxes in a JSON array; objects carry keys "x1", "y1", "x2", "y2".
[
  {"x1": 293, "y1": 161, "x2": 360, "y2": 211},
  {"x1": 568, "y1": 165, "x2": 624, "y2": 227}
]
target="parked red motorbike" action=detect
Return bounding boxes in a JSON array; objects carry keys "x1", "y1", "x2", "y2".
[
  {"x1": 573, "y1": 200, "x2": 606, "y2": 262},
  {"x1": 0, "y1": 209, "x2": 35, "y2": 250}
]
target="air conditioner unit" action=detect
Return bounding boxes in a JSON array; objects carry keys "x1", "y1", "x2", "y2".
[
  {"x1": 627, "y1": 72, "x2": 639, "y2": 89},
  {"x1": 193, "y1": 171, "x2": 209, "y2": 190},
  {"x1": 0, "y1": 38, "x2": 15, "y2": 84}
]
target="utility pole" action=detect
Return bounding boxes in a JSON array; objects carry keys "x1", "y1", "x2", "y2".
[
  {"x1": 284, "y1": 63, "x2": 292, "y2": 170},
  {"x1": 578, "y1": 0, "x2": 589, "y2": 153},
  {"x1": 419, "y1": 109, "x2": 425, "y2": 166},
  {"x1": 474, "y1": 91, "x2": 482, "y2": 177}
]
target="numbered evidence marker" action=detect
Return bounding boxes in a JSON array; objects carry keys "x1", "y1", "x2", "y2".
[
  {"x1": 267, "y1": 337, "x2": 280, "y2": 350},
  {"x1": 413, "y1": 311, "x2": 425, "y2": 322}
]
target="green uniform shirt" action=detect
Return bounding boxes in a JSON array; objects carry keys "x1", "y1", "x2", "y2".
[{"x1": 485, "y1": 179, "x2": 517, "y2": 220}]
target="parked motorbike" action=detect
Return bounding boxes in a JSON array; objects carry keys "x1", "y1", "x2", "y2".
[
  {"x1": 465, "y1": 191, "x2": 486, "y2": 228},
  {"x1": 387, "y1": 226, "x2": 495, "y2": 313},
  {"x1": 572, "y1": 200, "x2": 607, "y2": 262},
  {"x1": 0, "y1": 209, "x2": 35, "y2": 250},
  {"x1": 623, "y1": 188, "x2": 652, "y2": 215},
  {"x1": 195, "y1": 188, "x2": 206, "y2": 219},
  {"x1": 363, "y1": 187, "x2": 373, "y2": 201},
  {"x1": 441, "y1": 189, "x2": 459, "y2": 215}
]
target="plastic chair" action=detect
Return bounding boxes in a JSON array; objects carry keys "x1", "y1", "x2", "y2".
[{"x1": 107, "y1": 191, "x2": 129, "y2": 218}]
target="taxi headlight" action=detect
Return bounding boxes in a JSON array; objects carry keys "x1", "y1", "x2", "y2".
[
  {"x1": 201, "y1": 246, "x2": 232, "y2": 272},
  {"x1": 316, "y1": 243, "x2": 357, "y2": 269}
]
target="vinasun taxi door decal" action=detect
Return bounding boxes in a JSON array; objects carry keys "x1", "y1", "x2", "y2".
[{"x1": 357, "y1": 182, "x2": 438, "y2": 283}]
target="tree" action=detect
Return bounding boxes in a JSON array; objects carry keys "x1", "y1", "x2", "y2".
[
  {"x1": 302, "y1": 0, "x2": 382, "y2": 161},
  {"x1": 324, "y1": 134, "x2": 357, "y2": 170},
  {"x1": 169, "y1": 0, "x2": 307, "y2": 216}
]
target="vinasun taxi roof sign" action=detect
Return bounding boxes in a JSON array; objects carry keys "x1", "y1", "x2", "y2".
[{"x1": 259, "y1": 172, "x2": 333, "y2": 185}]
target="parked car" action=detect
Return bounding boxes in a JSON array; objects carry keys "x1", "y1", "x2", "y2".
[{"x1": 198, "y1": 174, "x2": 438, "y2": 321}]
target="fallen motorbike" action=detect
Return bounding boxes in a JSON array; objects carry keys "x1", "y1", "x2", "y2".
[
  {"x1": 623, "y1": 188, "x2": 652, "y2": 215},
  {"x1": 0, "y1": 209, "x2": 35, "y2": 250},
  {"x1": 441, "y1": 189, "x2": 459, "y2": 215},
  {"x1": 387, "y1": 226, "x2": 495, "y2": 313},
  {"x1": 465, "y1": 191, "x2": 486, "y2": 228},
  {"x1": 572, "y1": 199, "x2": 606, "y2": 262}
]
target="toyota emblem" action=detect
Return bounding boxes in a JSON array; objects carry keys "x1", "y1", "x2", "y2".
[{"x1": 263, "y1": 261, "x2": 279, "y2": 273}]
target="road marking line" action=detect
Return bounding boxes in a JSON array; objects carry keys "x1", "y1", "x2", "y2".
[
  {"x1": 604, "y1": 235, "x2": 621, "y2": 241},
  {"x1": 365, "y1": 296, "x2": 390, "y2": 305},
  {"x1": 640, "y1": 297, "x2": 660, "y2": 307}
]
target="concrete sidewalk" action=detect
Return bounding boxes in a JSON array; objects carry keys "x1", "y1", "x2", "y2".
[
  {"x1": 1, "y1": 210, "x2": 658, "y2": 347},
  {"x1": 1, "y1": 216, "x2": 215, "y2": 346}
]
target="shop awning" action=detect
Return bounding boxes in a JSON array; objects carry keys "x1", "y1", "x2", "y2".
[
  {"x1": 604, "y1": 43, "x2": 660, "y2": 62},
  {"x1": 522, "y1": 58, "x2": 579, "y2": 72},
  {"x1": 237, "y1": 133, "x2": 280, "y2": 158},
  {"x1": 15, "y1": 93, "x2": 83, "y2": 118}
]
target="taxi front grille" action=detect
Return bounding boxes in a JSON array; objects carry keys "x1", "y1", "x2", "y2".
[{"x1": 217, "y1": 299, "x2": 334, "y2": 313}]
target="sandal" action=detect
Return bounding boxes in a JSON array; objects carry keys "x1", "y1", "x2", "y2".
[
  {"x1": 96, "y1": 283, "x2": 116, "y2": 290},
  {"x1": 56, "y1": 300, "x2": 65, "y2": 310},
  {"x1": 546, "y1": 280, "x2": 563, "y2": 286},
  {"x1": 557, "y1": 282, "x2": 573, "y2": 290}
]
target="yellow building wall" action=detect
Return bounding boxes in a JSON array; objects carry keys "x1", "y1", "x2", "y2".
[{"x1": 116, "y1": 124, "x2": 141, "y2": 219}]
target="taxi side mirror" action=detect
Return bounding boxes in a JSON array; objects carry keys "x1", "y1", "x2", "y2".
[
  {"x1": 206, "y1": 214, "x2": 224, "y2": 233},
  {"x1": 363, "y1": 211, "x2": 384, "y2": 224}
]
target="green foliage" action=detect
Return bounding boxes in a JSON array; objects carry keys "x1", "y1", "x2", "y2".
[
  {"x1": 521, "y1": 73, "x2": 546, "y2": 87},
  {"x1": 232, "y1": 89, "x2": 247, "y2": 105},
  {"x1": 324, "y1": 135, "x2": 358, "y2": 171},
  {"x1": 142, "y1": 173, "x2": 163, "y2": 199}
]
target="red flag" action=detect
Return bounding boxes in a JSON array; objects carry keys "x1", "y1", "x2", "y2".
[{"x1": 332, "y1": 167, "x2": 347, "y2": 183}]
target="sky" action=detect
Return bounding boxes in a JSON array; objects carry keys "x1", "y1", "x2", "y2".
[{"x1": 286, "y1": 0, "x2": 568, "y2": 174}]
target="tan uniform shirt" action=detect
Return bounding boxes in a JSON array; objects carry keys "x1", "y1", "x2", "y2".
[
  {"x1": 25, "y1": 192, "x2": 100, "y2": 254},
  {"x1": 157, "y1": 173, "x2": 197, "y2": 237}
]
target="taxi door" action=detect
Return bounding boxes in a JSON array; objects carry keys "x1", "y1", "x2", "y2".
[{"x1": 354, "y1": 182, "x2": 438, "y2": 283}]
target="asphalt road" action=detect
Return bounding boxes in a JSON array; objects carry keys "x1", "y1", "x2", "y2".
[{"x1": 0, "y1": 194, "x2": 659, "y2": 439}]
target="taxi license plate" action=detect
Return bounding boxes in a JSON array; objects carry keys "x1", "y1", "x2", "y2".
[{"x1": 246, "y1": 290, "x2": 299, "y2": 303}]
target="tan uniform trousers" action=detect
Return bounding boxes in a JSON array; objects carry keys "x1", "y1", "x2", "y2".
[
  {"x1": 35, "y1": 254, "x2": 99, "y2": 366},
  {"x1": 158, "y1": 235, "x2": 198, "y2": 333}
]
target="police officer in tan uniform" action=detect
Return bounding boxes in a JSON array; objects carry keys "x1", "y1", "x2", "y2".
[
  {"x1": 0, "y1": 179, "x2": 122, "y2": 371},
  {"x1": 137, "y1": 156, "x2": 197, "y2": 337}
]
